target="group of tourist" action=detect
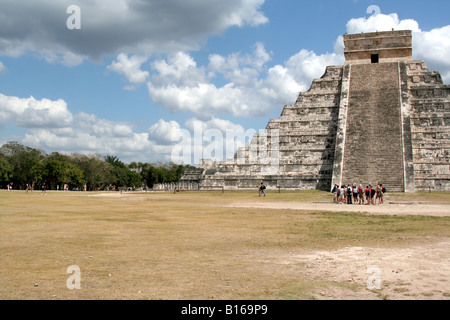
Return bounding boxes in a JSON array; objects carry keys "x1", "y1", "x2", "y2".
[{"x1": 331, "y1": 182, "x2": 386, "y2": 205}]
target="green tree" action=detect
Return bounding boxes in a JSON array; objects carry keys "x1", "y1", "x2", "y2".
[
  {"x1": 0, "y1": 142, "x2": 190, "y2": 191},
  {"x1": 105, "y1": 155, "x2": 142, "y2": 189},
  {"x1": 138, "y1": 162, "x2": 191, "y2": 188},
  {"x1": 38, "y1": 159, "x2": 85, "y2": 190},
  {"x1": 72, "y1": 154, "x2": 114, "y2": 191},
  {"x1": 127, "y1": 169, "x2": 143, "y2": 188},
  {"x1": 0, "y1": 142, "x2": 45, "y2": 189},
  {"x1": 0, "y1": 153, "x2": 13, "y2": 187}
]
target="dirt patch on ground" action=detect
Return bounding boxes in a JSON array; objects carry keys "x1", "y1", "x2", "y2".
[
  {"x1": 223, "y1": 200, "x2": 450, "y2": 299},
  {"x1": 271, "y1": 239, "x2": 450, "y2": 300},
  {"x1": 223, "y1": 201, "x2": 450, "y2": 217},
  {"x1": 90, "y1": 191, "x2": 450, "y2": 217}
]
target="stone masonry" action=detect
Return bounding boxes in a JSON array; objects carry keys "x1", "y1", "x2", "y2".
[
  {"x1": 340, "y1": 62, "x2": 405, "y2": 192},
  {"x1": 180, "y1": 30, "x2": 450, "y2": 192}
]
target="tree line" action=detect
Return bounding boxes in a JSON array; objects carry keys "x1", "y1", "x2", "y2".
[{"x1": 0, "y1": 142, "x2": 193, "y2": 191}]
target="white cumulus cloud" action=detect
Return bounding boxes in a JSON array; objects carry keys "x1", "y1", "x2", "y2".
[
  {"x1": 108, "y1": 53, "x2": 150, "y2": 84},
  {"x1": 413, "y1": 25, "x2": 450, "y2": 81},
  {"x1": 148, "y1": 119, "x2": 184, "y2": 146},
  {"x1": 346, "y1": 13, "x2": 420, "y2": 33},
  {"x1": 0, "y1": 94, "x2": 73, "y2": 128},
  {"x1": 145, "y1": 40, "x2": 345, "y2": 119}
]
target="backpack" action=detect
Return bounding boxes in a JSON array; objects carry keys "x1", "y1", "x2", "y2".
[
  {"x1": 262, "y1": 185, "x2": 266, "y2": 190},
  {"x1": 382, "y1": 187, "x2": 386, "y2": 193}
]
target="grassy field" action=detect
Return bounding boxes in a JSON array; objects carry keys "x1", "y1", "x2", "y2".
[{"x1": 1, "y1": 189, "x2": 449, "y2": 300}]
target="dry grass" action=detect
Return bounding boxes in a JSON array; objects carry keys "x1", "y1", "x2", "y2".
[{"x1": 1, "y1": 189, "x2": 449, "y2": 300}]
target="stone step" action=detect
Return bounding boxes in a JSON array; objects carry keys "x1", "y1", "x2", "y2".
[{"x1": 341, "y1": 62, "x2": 405, "y2": 191}]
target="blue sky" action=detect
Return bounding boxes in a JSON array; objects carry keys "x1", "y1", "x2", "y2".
[{"x1": 0, "y1": 0, "x2": 449, "y2": 164}]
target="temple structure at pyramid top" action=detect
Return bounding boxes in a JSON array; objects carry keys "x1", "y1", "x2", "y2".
[
  {"x1": 177, "y1": 30, "x2": 450, "y2": 192},
  {"x1": 344, "y1": 30, "x2": 413, "y2": 63}
]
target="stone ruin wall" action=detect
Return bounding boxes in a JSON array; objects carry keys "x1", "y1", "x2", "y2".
[{"x1": 406, "y1": 61, "x2": 450, "y2": 191}]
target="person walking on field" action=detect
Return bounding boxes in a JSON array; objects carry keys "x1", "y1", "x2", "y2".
[
  {"x1": 261, "y1": 183, "x2": 266, "y2": 197},
  {"x1": 365, "y1": 186, "x2": 370, "y2": 205},
  {"x1": 332, "y1": 184, "x2": 338, "y2": 203},
  {"x1": 352, "y1": 183, "x2": 358, "y2": 204},
  {"x1": 347, "y1": 184, "x2": 353, "y2": 204},
  {"x1": 258, "y1": 182, "x2": 266, "y2": 197},
  {"x1": 336, "y1": 185, "x2": 341, "y2": 204},
  {"x1": 376, "y1": 184, "x2": 382, "y2": 205},
  {"x1": 339, "y1": 185, "x2": 345, "y2": 204},
  {"x1": 380, "y1": 184, "x2": 385, "y2": 204},
  {"x1": 41, "y1": 183, "x2": 47, "y2": 195},
  {"x1": 358, "y1": 184, "x2": 364, "y2": 205},
  {"x1": 370, "y1": 185, "x2": 376, "y2": 204}
]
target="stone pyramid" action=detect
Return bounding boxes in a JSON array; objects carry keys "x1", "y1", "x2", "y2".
[{"x1": 180, "y1": 30, "x2": 450, "y2": 192}]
